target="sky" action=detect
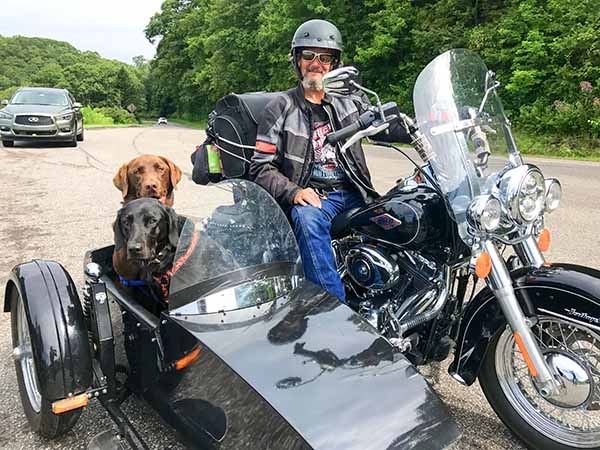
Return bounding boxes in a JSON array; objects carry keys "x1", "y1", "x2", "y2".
[{"x1": 0, "y1": 0, "x2": 165, "y2": 64}]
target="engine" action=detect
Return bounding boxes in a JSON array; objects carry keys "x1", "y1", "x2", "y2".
[{"x1": 345, "y1": 244, "x2": 400, "y2": 291}]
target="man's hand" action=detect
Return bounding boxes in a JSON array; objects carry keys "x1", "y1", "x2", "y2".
[{"x1": 293, "y1": 188, "x2": 322, "y2": 208}]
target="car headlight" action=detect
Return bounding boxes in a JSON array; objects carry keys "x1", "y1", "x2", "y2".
[
  {"x1": 55, "y1": 112, "x2": 73, "y2": 121},
  {"x1": 499, "y1": 164, "x2": 546, "y2": 224},
  {"x1": 467, "y1": 195, "x2": 502, "y2": 232},
  {"x1": 0, "y1": 110, "x2": 13, "y2": 120},
  {"x1": 544, "y1": 178, "x2": 561, "y2": 212}
]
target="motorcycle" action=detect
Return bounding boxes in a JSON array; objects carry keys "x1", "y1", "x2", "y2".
[{"x1": 321, "y1": 48, "x2": 600, "y2": 450}]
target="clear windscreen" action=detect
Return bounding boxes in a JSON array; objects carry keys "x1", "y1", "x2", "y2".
[
  {"x1": 168, "y1": 180, "x2": 302, "y2": 314},
  {"x1": 413, "y1": 49, "x2": 520, "y2": 239}
]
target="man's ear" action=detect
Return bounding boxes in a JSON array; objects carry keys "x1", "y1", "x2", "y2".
[
  {"x1": 166, "y1": 207, "x2": 181, "y2": 249},
  {"x1": 161, "y1": 157, "x2": 182, "y2": 192},
  {"x1": 113, "y1": 164, "x2": 130, "y2": 199},
  {"x1": 113, "y1": 209, "x2": 127, "y2": 250}
]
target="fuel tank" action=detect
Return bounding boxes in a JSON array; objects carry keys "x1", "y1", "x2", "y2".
[{"x1": 348, "y1": 184, "x2": 454, "y2": 256}]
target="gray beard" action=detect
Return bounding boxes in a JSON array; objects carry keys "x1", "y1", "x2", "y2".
[{"x1": 302, "y1": 77, "x2": 323, "y2": 91}]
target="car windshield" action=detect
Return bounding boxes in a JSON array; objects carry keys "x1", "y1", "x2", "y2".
[
  {"x1": 168, "y1": 180, "x2": 302, "y2": 315},
  {"x1": 11, "y1": 91, "x2": 69, "y2": 106}
]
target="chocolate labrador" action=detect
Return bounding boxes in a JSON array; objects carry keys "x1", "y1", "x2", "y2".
[{"x1": 113, "y1": 155, "x2": 182, "y2": 207}]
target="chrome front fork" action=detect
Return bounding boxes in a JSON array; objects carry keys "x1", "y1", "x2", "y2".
[{"x1": 483, "y1": 240, "x2": 560, "y2": 396}]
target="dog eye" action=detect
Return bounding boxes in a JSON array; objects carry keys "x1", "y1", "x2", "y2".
[{"x1": 156, "y1": 165, "x2": 165, "y2": 171}]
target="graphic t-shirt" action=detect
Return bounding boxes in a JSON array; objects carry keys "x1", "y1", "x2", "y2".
[{"x1": 308, "y1": 101, "x2": 349, "y2": 189}]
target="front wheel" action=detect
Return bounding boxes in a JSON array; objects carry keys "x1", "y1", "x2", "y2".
[
  {"x1": 479, "y1": 316, "x2": 600, "y2": 449},
  {"x1": 10, "y1": 287, "x2": 82, "y2": 438}
]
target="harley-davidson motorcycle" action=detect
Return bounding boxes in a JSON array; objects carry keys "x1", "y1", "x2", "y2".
[{"x1": 319, "y1": 48, "x2": 600, "y2": 450}]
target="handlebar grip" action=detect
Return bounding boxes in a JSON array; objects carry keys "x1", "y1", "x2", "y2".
[{"x1": 326, "y1": 110, "x2": 376, "y2": 145}]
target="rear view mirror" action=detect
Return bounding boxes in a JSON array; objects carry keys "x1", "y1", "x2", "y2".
[
  {"x1": 73, "y1": 102, "x2": 82, "y2": 109},
  {"x1": 323, "y1": 66, "x2": 360, "y2": 97},
  {"x1": 1, "y1": 100, "x2": 8, "y2": 106}
]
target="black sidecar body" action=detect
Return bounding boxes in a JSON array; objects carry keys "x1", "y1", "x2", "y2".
[{"x1": 4, "y1": 180, "x2": 460, "y2": 450}]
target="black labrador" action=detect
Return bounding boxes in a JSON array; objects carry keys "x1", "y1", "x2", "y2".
[{"x1": 112, "y1": 198, "x2": 184, "y2": 302}]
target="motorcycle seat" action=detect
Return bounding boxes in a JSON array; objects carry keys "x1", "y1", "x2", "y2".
[{"x1": 331, "y1": 207, "x2": 361, "y2": 239}]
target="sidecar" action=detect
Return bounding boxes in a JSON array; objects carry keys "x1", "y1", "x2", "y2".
[{"x1": 3, "y1": 180, "x2": 460, "y2": 450}]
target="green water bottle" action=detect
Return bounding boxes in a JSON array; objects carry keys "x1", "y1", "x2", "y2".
[{"x1": 207, "y1": 144, "x2": 221, "y2": 174}]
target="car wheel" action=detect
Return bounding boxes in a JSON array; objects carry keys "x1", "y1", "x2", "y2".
[
  {"x1": 67, "y1": 133, "x2": 77, "y2": 147},
  {"x1": 9, "y1": 285, "x2": 82, "y2": 438},
  {"x1": 2, "y1": 140, "x2": 14, "y2": 147},
  {"x1": 77, "y1": 125, "x2": 84, "y2": 142}
]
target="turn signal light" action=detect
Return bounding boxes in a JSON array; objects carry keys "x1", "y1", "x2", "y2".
[
  {"x1": 475, "y1": 252, "x2": 492, "y2": 278},
  {"x1": 52, "y1": 393, "x2": 89, "y2": 414},
  {"x1": 538, "y1": 228, "x2": 551, "y2": 252},
  {"x1": 175, "y1": 346, "x2": 202, "y2": 371}
]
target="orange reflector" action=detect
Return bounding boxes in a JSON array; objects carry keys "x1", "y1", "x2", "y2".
[
  {"x1": 52, "y1": 393, "x2": 89, "y2": 414},
  {"x1": 175, "y1": 346, "x2": 201, "y2": 371},
  {"x1": 538, "y1": 228, "x2": 551, "y2": 252},
  {"x1": 475, "y1": 252, "x2": 492, "y2": 278},
  {"x1": 514, "y1": 332, "x2": 538, "y2": 377}
]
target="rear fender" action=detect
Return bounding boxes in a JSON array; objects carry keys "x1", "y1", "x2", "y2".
[
  {"x1": 4, "y1": 260, "x2": 93, "y2": 399},
  {"x1": 449, "y1": 263, "x2": 600, "y2": 385}
]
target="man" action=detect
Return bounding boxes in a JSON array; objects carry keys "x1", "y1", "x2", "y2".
[{"x1": 250, "y1": 19, "x2": 409, "y2": 302}]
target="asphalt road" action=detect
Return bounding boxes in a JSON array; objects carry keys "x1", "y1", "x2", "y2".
[{"x1": 0, "y1": 125, "x2": 599, "y2": 450}]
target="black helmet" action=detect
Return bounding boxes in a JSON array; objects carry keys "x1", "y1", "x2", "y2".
[{"x1": 290, "y1": 19, "x2": 343, "y2": 77}]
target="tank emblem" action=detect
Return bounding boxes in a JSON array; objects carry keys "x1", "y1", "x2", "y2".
[{"x1": 370, "y1": 213, "x2": 402, "y2": 230}]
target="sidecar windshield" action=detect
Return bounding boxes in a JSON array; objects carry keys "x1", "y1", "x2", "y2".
[
  {"x1": 168, "y1": 180, "x2": 302, "y2": 314},
  {"x1": 413, "y1": 49, "x2": 521, "y2": 240}
]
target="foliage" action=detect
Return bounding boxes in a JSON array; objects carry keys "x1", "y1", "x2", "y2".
[
  {"x1": 144, "y1": 0, "x2": 599, "y2": 148},
  {"x1": 0, "y1": 35, "x2": 147, "y2": 113},
  {"x1": 81, "y1": 106, "x2": 114, "y2": 125}
]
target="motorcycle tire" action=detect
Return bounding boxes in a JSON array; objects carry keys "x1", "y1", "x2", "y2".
[
  {"x1": 479, "y1": 320, "x2": 600, "y2": 450},
  {"x1": 9, "y1": 283, "x2": 82, "y2": 439}
]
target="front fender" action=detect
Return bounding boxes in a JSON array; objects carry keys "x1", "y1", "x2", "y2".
[
  {"x1": 449, "y1": 263, "x2": 600, "y2": 385},
  {"x1": 4, "y1": 260, "x2": 93, "y2": 400}
]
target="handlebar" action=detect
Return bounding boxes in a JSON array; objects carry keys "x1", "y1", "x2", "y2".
[{"x1": 325, "y1": 110, "x2": 376, "y2": 145}]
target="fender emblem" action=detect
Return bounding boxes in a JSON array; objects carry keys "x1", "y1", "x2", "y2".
[{"x1": 563, "y1": 308, "x2": 600, "y2": 325}]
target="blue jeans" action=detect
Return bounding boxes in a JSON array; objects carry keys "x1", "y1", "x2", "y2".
[{"x1": 290, "y1": 189, "x2": 365, "y2": 302}]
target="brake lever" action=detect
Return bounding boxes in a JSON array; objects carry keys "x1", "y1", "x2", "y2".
[{"x1": 339, "y1": 122, "x2": 390, "y2": 154}]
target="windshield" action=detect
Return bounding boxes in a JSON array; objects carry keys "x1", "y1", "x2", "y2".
[
  {"x1": 168, "y1": 180, "x2": 302, "y2": 314},
  {"x1": 11, "y1": 90, "x2": 69, "y2": 106},
  {"x1": 413, "y1": 49, "x2": 522, "y2": 240}
]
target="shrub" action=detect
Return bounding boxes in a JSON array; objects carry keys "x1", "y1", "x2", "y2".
[{"x1": 81, "y1": 106, "x2": 114, "y2": 125}]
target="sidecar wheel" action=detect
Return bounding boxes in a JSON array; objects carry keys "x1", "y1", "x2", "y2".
[
  {"x1": 479, "y1": 317, "x2": 600, "y2": 450},
  {"x1": 8, "y1": 280, "x2": 83, "y2": 438}
]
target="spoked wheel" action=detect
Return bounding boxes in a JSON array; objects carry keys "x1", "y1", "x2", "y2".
[
  {"x1": 10, "y1": 286, "x2": 82, "y2": 438},
  {"x1": 479, "y1": 316, "x2": 600, "y2": 450}
]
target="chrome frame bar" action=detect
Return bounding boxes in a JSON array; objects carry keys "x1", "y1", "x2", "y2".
[
  {"x1": 483, "y1": 240, "x2": 559, "y2": 396},
  {"x1": 514, "y1": 235, "x2": 546, "y2": 268}
]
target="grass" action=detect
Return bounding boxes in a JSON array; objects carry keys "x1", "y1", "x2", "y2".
[
  {"x1": 168, "y1": 117, "x2": 207, "y2": 129},
  {"x1": 514, "y1": 130, "x2": 600, "y2": 161}
]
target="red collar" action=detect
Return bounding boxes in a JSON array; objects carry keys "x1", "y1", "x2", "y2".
[{"x1": 154, "y1": 231, "x2": 199, "y2": 302}]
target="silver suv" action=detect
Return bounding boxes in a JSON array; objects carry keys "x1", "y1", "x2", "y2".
[{"x1": 0, "y1": 87, "x2": 84, "y2": 147}]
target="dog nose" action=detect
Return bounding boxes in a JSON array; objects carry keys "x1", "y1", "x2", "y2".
[
  {"x1": 144, "y1": 182, "x2": 158, "y2": 192},
  {"x1": 128, "y1": 242, "x2": 143, "y2": 255}
]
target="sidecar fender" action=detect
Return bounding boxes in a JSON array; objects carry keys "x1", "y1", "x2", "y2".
[
  {"x1": 3, "y1": 260, "x2": 93, "y2": 400},
  {"x1": 449, "y1": 263, "x2": 600, "y2": 385}
]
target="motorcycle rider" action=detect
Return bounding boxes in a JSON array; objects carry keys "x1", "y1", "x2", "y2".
[{"x1": 250, "y1": 19, "x2": 410, "y2": 302}]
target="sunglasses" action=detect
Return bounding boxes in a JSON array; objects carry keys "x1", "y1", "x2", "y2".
[{"x1": 300, "y1": 50, "x2": 335, "y2": 65}]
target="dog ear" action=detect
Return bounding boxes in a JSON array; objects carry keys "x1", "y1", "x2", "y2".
[
  {"x1": 113, "y1": 163, "x2": 130, "y2": 199},
  {"x1": 161, "y1": 157, "x2": 182, "y2": 192},
  {"x1": 166, "y1": 207, "x2": 181, "y2": 249},
  {"x1": 113, "y1": 209, "x2": 127, "y2": 250}
]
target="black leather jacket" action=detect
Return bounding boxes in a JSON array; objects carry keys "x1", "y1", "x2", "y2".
[{"x1": 250, "y1": 84, "x2": 411, "y2": 210}]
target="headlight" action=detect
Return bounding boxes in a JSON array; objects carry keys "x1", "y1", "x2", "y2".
[
  {"x1": 0, "y1": 110, "x2": 13, "y2": 119},
  {"x1": 499, "y1": 164, "x2": 546, "y2": 224},
  {"x1": 55, "y1": 113, "x2": 73, "y2": 121},
  {"x1": 467, "y1": 195, "x2": 502, "y2": 232},
  {"x1": 544, "y1": 178, "x2": 561, "y2": 212}
]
